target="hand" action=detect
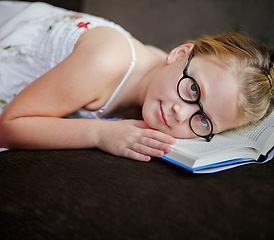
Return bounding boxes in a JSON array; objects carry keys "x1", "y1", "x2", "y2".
[{"x1": 96, "y1": 120, "x2": 176, "y2": 162}]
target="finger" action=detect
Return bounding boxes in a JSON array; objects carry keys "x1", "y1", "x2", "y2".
[
  {"x1": 139, "y1": 137, "x2": 171, "y2": 153},
  {"x1": 129, "y1": 142, "x2": 165, "y2": 159},
  {"x1": 124, "y1": 149, "x2": 151, "y2": 162},
  {"x1": 143, "y1": 129, "x2": 176, "y2": 145}
]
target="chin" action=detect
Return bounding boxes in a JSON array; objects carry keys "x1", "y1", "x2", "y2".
[
  {"x1": 143, "y1": 116, "x2": 157, "y2": 130},
  {"x1": 142, "y1": 107, "x2": 154, "y2": 126}
]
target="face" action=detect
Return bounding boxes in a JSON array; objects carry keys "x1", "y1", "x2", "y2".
[{"x1": 142, "y1": 53, "x2": 240, "y2": 139}]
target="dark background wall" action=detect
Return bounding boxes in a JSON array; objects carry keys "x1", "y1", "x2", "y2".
[
  {"x1": 7, "y1": 0, "x2": 274, "y2": 52},
  {"x1": 81, "y1": 0, "x2": 274, "y2": 52}
]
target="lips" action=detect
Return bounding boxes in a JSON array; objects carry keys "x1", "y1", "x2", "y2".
[{"x1": 159, "y1": 101, "x2": 168, "y2": 126}]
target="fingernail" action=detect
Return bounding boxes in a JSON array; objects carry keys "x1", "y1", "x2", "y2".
[{"x1": 170, "y1": 137, "x2": 176, "y2": 144}]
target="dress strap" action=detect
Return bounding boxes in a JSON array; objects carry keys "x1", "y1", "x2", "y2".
[{"x1": 95, "y1": 34, "x2": 137, "y2": 116}]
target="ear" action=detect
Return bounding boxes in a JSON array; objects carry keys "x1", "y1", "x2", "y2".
[{"x1": 166, "y1": 43, "x2": 194, "y2": 64}]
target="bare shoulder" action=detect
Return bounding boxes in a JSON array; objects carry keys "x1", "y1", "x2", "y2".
[
  {"x1": 75, "y1": 27, "x2": 132, "y2": 69},
  {"x1": 72, "y1": 27, "x2": 134, "y2": 108}
]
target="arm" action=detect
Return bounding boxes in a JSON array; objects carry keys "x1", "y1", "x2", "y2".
[
  {"x1": 0, "y1": 27, "x2": 175, "y2": 161},
  {"x1": 0, "y1": 115, "x2": 175, "y2": 161}
]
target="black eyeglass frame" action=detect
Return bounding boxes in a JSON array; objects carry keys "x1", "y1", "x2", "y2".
[{"x1": 176, "y1": 52, "x2": 214, "y2": 142}]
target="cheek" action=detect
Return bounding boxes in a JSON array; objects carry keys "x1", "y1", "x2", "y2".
[
  {"x1": 169, "y1": 125, "x2": 198, "y2": 139},
  {"x1": 156, "y1": 121, "x2": 198, "y2": 139},
  {"x1": 141, "y1": 96, "x2": 159, "y2": 128},
  {"x1": 150, "y1": 68, "x2": 179, "y2": 98},
  {"x1": 149, "y1": 81, "x2": 169, "y2": 99}
]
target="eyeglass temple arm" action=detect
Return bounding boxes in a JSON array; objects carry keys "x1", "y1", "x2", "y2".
[{"x1": 184, "y1": 52, "x2": 194, "y2": 73}]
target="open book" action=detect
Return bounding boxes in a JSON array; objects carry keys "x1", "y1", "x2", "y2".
[{"x1": 162, "y1": 111, "x2": 274, "y2": 174}]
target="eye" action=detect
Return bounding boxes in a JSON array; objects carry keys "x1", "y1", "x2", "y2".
[
  {"x1": 200, "y1": 116, "x2": 209, "y2": 129},
  {"x1": 190, "y1": 82, "x2": 198, "y2": 95},
  {"x1": 188, "y1": 80, "x2": 199, "y2": 100}
]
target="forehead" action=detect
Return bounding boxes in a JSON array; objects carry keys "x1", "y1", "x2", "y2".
[{"x1": 190, "y1": 55, "x2": 240, "y2": 132}]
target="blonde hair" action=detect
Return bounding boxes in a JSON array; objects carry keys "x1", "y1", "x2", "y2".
[{"x1": 189, "y1": 32, "x2": 274, "y2": 127}]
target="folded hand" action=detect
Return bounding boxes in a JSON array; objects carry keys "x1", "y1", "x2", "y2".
[{"x1": 96, "y1": 119, "x2": 176, "y2": 161}]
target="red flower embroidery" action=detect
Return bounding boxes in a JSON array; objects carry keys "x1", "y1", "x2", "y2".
[
  {"x1": 77, "y1": 22, "x2": 90, "y2": 30},
  {"x1": 65, "y1": 13, "x2": 83, "y2": 19},
  {"x1": 74, "y1": 13, "x2": 83, "y2": 18}
]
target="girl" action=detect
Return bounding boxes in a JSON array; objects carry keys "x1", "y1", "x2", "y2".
[{"x1": 0, "y1": 1, "x2": 273, "y2": 161}]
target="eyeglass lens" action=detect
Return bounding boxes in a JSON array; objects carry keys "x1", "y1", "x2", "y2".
[
  {"x1": 190, "y1": 113, "x2": 212, "y2": 136},
  {"x1": 177, "y1": 77, "x2": 200, "y2": 102}
]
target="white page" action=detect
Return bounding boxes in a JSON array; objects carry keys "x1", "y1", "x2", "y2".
[
  {"x1": 171, "y1": 134, "x2": 246, "y2": 158},
  {"x1": 222, "y1": 111, "x2": 274, "y2": 151}
]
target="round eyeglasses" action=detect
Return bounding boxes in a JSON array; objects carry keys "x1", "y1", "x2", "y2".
[{"x1": 177, "y1": 52, "x2": 214, "y2": 142}]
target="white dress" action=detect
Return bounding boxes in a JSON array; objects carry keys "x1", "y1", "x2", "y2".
[{"x1": 0, "y1": 1, "x2": 136, "y2": 118}]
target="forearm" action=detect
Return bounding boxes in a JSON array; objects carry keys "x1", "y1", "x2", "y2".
[
  {"x1": 0, "y1": 116, "x2": 176, "y2": 161},
  {"x1": 0, "y1": 117, "x2": 103, "y2": 150}
]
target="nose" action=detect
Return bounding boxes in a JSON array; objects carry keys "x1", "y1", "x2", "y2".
[{"x1": 172, "y1": 102, "x2": 199, "y2": 124}]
